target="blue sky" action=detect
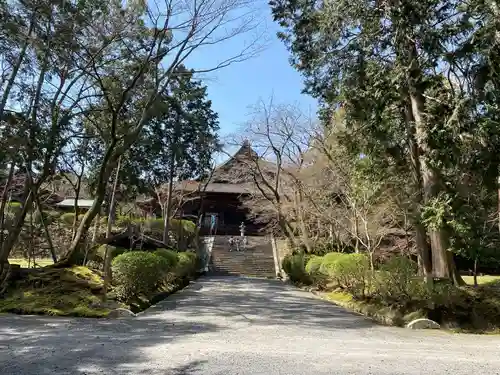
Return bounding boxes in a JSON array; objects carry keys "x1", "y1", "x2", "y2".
[{"x1": 184, "y1": 1, "x2": 317, "y2": 142}]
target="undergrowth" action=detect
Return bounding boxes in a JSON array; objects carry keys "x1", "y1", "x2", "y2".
[{"x1": 286, "y1": 252, "x2": 500, "y2": 333}]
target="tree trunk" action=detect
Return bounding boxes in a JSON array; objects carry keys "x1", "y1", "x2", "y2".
[
  {"x1": 71, "y1": 179, "x2": 82, "y2": 240},
  {"x1": 34, "y1": 192, "x2": 57, "y2": 263},
  {"x1": 163, "y1": 116, "x2": 180, "y2": 246},
  {"x1": 415, "y1": 222, "x2": 432, "y2": 280},
  {"x1": 353, "y1": 211, "x2": 359, "y2": 253},
  {"x1": 400, "y1": 77, "x2": 434, "y2": 284},
  {"x1": 105, "y1": 155, "x2": 122, "y2": 240},
  {"x1": 295, "y1": 190, "x2": 312, "y2": 253},
  {"x1": 0, "y1": 189, "x2": 33, "y2": 264},
  {"x1": 369, "y1": 249, "x2": 375, "y2": 272},
  {"x1": 473, "y1": 257, "x2": 478, "y2": 287},
  {"x1": 0, "y1": 189, "x2": 33, "y2": 290},
  {"x1": 103, "y1": 155, "x2": 122, "y2": 294},
  {"x1": 60, "y1": 157, "x2": 118, "y2": 266},
  {"x1": 410, "y1": 92, "x2": 463, "y2": 284},
  {"x1": 497, "y1": 175, "x2": 500, "y2": 234},
  {"x1": 277, "y1": 211, "x2": 297, "y2": 249},
  {"x1": 28, "y1": 208, "x2": 34, "y2": 267},
  {"x1": 91, "y1": 213, "x2": 100, "y2": 246},
  {"x1": 163, "y1": 174, "x2": 174, "y2": 245},
  {"x1": 0, "y1": 162, "x2": 15, "y2": 251}
]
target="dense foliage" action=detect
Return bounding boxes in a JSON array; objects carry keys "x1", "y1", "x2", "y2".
[
  {"x1": 284, "y1": 251, "x2": 500, "y2": 330},
  {"x1": 0, "y1": 0, "x2": 259, "y2": 285},
  {"x1": 267, "y1": 0, "x2": 500, "y2": 284}
]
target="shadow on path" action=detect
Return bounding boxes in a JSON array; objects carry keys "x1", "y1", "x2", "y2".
[
  {"x1": 141, "y1": 276, "x2": 375, "y2": 330},
  {"x1": 0, "y1": 314, "x2": 219, "y2": 374},
  {"x1": 1, "y1": 276, "x2": 372, "y2": 374}
]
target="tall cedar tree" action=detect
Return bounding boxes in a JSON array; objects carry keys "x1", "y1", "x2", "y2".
[{"x1": 269, "y1": 0, "x2": 500, "y2": 283}]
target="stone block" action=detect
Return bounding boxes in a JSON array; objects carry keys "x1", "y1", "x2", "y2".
[
  {"x1": 406, "y1": 318, "x2": 440, "y2": 329},
  {"x1": 108, "y1": 308, "x2": 136, "y2": 318}
]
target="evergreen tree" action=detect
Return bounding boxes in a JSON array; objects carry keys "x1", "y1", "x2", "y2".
[{"x1": 270, "y1": 0, "x2": 500, "y2": 283}]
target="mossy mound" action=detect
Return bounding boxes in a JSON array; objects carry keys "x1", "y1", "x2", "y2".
[{"x1": 0, "y1": 266, "x2": 117, "y2": 317}]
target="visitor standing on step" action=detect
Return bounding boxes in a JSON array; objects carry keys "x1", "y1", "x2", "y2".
[{"x1": 228, "y1": 236, "x2": 235, "y2": 251}]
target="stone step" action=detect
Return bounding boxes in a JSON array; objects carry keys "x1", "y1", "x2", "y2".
[
  {"x1": 212, "y1": 262, "x2": 273, "y2": 267},
  {"x1": 208, "y1": 236, "x2": 276, "y2": 277}
]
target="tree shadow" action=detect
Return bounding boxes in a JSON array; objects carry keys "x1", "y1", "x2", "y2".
[
  {"x1": 0, "y1": 314, "x2": 219, "y2": 374},
  {"x1": 0, "y1": 275, "x2": 376, "y2": 374},
  {"x1": 143, "y1": 275, "x2": 376, "y2": 330},
  {"x1": 169, "y1": 360, "x2": 208, "y2": 375}
]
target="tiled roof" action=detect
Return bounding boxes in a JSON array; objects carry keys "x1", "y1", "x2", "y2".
[
  {"x1": 55, "y1": 199, "x2": 95, "y2": 208},
  {"x1": 174, "y1": 181, "x2": 255, "y2": 194}
]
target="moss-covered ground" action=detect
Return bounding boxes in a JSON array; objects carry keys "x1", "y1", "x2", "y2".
[{"x1": 0, "y1": 265, "x2": 119, "y2": 317}]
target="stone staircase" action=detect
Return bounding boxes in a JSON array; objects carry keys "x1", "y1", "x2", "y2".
[{"x1": 208, "y1": 235, "x2": 276, "y2": 278}]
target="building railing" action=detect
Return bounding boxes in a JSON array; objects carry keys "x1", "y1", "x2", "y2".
[{"x1": 197, "y1": 236, "x2": 214, "y2": 272}]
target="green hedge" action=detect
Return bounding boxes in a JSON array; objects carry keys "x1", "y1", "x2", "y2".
[
  {"x1": 319, "y1": 252, "x2": 345, "y2": 278},
  {"x1": 282, "y1": 253, "x2": 311, "y2": 285},
  {"x1": 176, "y1": 251, "x2": 198, "y2": 278},
  {"x1": 112, "y1": 251, "x2": 173, "y2": 302},
  {"x1": 59, "y1": 212, "x2": 85, "y2": 226},
  {"x1": 332, "y1": 253, "x2": 371, "y2": 297},
  {"x1": 112, "y1": 217, "x2": 197, "y2": 233},
  {"x1": 305, "y1": 255, "x2": 327, "y2": 287},
  {"x1": 374, "y1": 256, "x2": 427, "y2": 303},
  {"x1": 111, "y1": 250, "x2": 199, "y2": 302},
  {"x1": 155, "y1": 248, "x2": 178, "y2": 268},
  {"x1": 95, "y1": 245, "x2": 127, "y2": 263}
]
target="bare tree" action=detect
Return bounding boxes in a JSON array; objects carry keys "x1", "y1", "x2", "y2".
[
  {"x1": 227, "y1": 97, "x2": 313, "y2": 250},
  {"x1": 59, "y1": 0, "x2": 266, "y2": 264}
]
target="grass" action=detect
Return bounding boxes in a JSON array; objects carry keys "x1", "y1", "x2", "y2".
[
  {"x1": 0, "y1": 266, "x2": 118, "y2": 317},
  {"x1": 321, "y1": 291, "x2": 417, "y2": 326},
  {"x1": 462, "y1": 275, "x2": 500, "y2": 286},
  {"x1": 317, "y1": 281, "x2": 500, "y2": 333},
  {"x1": 8, "y1": 257, "x2": 54, "y2": 268}
]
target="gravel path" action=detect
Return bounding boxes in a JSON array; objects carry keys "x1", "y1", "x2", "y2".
[{"x1": 1, "y1": 275, "x2": 500, "y2": 375}]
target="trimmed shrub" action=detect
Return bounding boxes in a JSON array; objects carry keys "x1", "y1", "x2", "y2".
[
  {"x1": 374, "y1": 256, "x2": 428, "y2": 304},
  {"x1": 155, "y1": 248, "x2": 178, "y2": 268},
  {"x1": 132, "y1": 219, "x2": 197, "y2": 246},
  {"x1": 332, "y1": 253, "x2": 371, "y2": 297},
  {"x1": 319, "y1": 252, "x2": 345, "y2": 278},
  {"x1": 140, "y1": 218, "x2": 164, "y2": 233},
  {"x1": 93, "y1": 245, "x2": 127, "y2": 264},
  {"x1": 112, "y1": 251, "x2": 167, "y2": 301},
  {"x1": 282, "y1": 253, "x2": 311, "y2": 285},
  {"x1": 176, "y1": 251, "x2": 198, "y2": 278},
  {"x1": 60, "y1": 212, "x2": 76, "y2": 226},
  {"x1": 58, "y1": 212, "x2": 86, "y2": 225},
  {"x1": 305, "y1": 255, "x2": 327, "y2": 287},
  {"x1": 171, "y1": 219, "x2": 197, "y2": 234}
]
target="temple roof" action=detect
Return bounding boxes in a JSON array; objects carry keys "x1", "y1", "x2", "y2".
[
  {"x1": 210, "y1": 141, "x2": 275, "y2": 184},
  {"x1": 174, "y1": 141, "x2": 276, "y2": 195}
]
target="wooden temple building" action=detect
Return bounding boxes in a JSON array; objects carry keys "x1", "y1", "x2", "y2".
[{"x1": 172, "y1": 141, "x2": 275, "y2": 236}]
